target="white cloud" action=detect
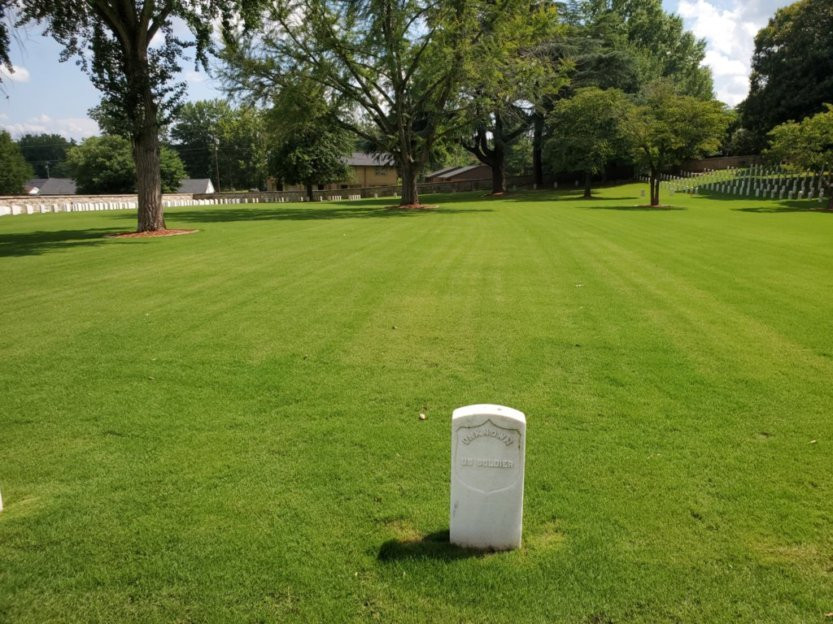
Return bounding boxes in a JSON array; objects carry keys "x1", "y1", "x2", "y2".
[
  {"x1": 2, "y1": 114, "x2": 99, "y2": 140},
  {"x1": 675, "y1": 0, "x2": 790, "y2": 107},
  {"x1": 702, "y1": 50, "x2": 747, "y2": 78},
  {"x1": 184, "y1": 69, "x2": 207, "y2": 84},
  {"x1": 0, "y1": 64, "x2": 31, "y2": 82}
]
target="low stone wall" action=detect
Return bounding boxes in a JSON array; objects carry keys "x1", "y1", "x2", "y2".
[{"x1": 682, "y1": 155, "x2": 761, "y2": 172}]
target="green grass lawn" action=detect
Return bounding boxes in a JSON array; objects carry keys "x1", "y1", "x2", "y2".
[{"x1": 1, "y1": 184, "x2": 831, "y2": 623}]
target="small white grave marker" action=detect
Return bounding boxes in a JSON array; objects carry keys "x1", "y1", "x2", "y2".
[{"x1": 450, "y1": 404, "x2": 526, "y2": 550}]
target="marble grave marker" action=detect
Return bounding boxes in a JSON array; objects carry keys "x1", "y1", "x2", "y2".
[{"x1": 450, "y1": 404, "x2": 526, "y2": 550}]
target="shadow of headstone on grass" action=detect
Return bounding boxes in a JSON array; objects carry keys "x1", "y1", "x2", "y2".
[{"x1": 377, "y1": 530, "x2": 488, "y2": 562}]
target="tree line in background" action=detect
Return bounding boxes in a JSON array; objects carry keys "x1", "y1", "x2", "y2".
[{"x1": 0, "y1": 0, "x2": 830, "y2": 225}]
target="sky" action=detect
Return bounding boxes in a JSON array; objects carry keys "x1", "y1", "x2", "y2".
[{"x1": 0, "y1": 0, "x2": 794, "y2": 141}]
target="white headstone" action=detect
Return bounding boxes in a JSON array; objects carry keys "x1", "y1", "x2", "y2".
[{"x1": 450, "y1": 404, "x2": 526, "y2": 551}]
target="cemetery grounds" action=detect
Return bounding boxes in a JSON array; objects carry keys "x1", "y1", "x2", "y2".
[{"x1": 0, "y1": 184, "x2": 831, "y2": 623}]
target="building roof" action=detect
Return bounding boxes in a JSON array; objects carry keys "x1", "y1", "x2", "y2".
[
  {"x1": 177, "y1": 178, "x2": 215, "y2": 194},
  {"x1": 426, "y1": 165, "x2": 464, "y2": 179},
  {"x1": 25, "y1": 178, "x2": 77, "y2": 195},
  {"x1": 345, "y1": 152, "x2": 394, "y2": 167},
  {"x1": 435, "y1": 164, "x2": 486, "y2": 180}
]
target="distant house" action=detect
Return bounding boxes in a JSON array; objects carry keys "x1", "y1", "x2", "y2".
[
  {"x1": 344, "y1": 152, "x2": 397, "y2": 188},
  {"x1": 25, "y1": 178, "x2": 77, "y2": 195},
  {"x1": 177, "y1": 178, "x2": 215, "y2": 194},
  {"x1": 268, "y1": 152, "x2": 398, "y2": 192},
  {"x1": 425, "y1": 164, "x2": 490, "y2": 183}
]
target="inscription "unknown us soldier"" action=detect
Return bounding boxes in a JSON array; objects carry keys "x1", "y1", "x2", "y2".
[
  {"x1": 460, "y1": 457, "x2": 514, "y2": 468},
  {"x1": 461, "y1": 427, "x2": 516, "y2": 447}
]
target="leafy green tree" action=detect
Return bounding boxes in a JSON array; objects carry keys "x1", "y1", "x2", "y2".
[
  {"x1": 460, "y1": 2, "x2": 563, "y2": 194},
  {"x1": 222, "y1": 0, "x2": 534, "y2": 207},
  {"x1": 505, "y1": 134, "x2": 534, "y2": 177},
  {"x1": 214, "y1": 106, "x2": 268, "y2": 191},
  {"x1": 739, "y1": 0, "x2": 833, "y2": 151},
  {"x1": 19, "y1": 1, "x2": 251, "y2": 231},
  {"x1": 530, "y1": 26, "x2": 637, "y2": 186},
  {"x1": 569, "y1": 0, "x2": 713, "y2": 99},
  {"x1": 17, "y1": 133, "x2": 75, "y2": 178},
  {"x1": 67, "y1": 135, "x2": 185, "y2": 195},
  {"x1": 0, "y1": 1, "x2": 11, "y2": 81},
  {"x1": 531, "y1": 0, "x2": 711, "y2": 186},
  {"x1": 545, "y1": 87, "x2": 630, "y2": 197},
  {"x1": 0, "y1": 131, "x2": 34, "y2": 195},
  {"x1": 268, "y1": 126, "x2": 351, "y2": 200},
  {"x1": 766, "y1": 104, "x2": 833, "y2": 210},
  {"x1": 622, "y1": 82, "x2": 729, "y2": 206},
  {"x1": 170, "y1": 100, "x2": 225, "y2": 185},
  {"x1": 171, "y1": 100, "x2": 267, "y2": 191}
]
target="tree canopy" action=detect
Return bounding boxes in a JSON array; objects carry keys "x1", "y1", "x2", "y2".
[
  {"x1": 0, "y1": 131, "x2": 34, "y2": 195},
  {"x1": 222, "y1": 0, "x2": 543, "y2": 206},
  {"x1": 0, "y1": 0, "x2": 11, "y2": 81},
  {"x1": 268, "y1": 126, "x2": 352, "y2": 200},
  {"x1": 622, "y1": 82, "x2": 729, "y2": 206},
  {"x1": 170, "y1": 100, "x2": 268, "y2": 191},
  {"x1": 740, "y1": 0, "x2": 833, "y2": 150},
  {"x1": 67, "y1": 135, "x2": 185, "y2": 195},
  {"x1": 17, "y1": 133, "x2": 75, "y2": 178},
  {"x1": 564, "y1": 0, "x2": 713, "y2": 99},
  {"x1": 545, "y1": 87, "x2": 630, "y2": 197},
  {"x1": 460, "y1": 1, "x2": 564, "y2": 194},
  {"x1": 766, "y1": 104, "x2": 833, "y2": 210}
]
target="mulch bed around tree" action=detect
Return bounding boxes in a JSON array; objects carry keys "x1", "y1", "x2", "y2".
[
  {"x1": 106, "y1": 229, "x2": 198, "y2": 239},
  {"x1": 385, "y1": 204, "x2": 437, "y2": 211}
]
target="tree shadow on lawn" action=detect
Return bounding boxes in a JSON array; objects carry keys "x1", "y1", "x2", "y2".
[
  {"x1": 584, "y1": 204, "x2": 685, "y2": 211},
  {"x1": 0, "y1": 227, "x2": 126, "y2": 257},
  {"x1": 694, "y1": 191, "x2": 830, "y2": 214},
  {"x1": 168, "y1": 203, "x2": 492, "y2": 224},
  {"x1": 416, "y1": 190, "x2": 641, "y2": 205},
  {"x1": 732, "y1": 201, "x2": 832, "y2": 214},
  {"x1": 377, "y1": 530, "x2": 491, "y2": 562}
]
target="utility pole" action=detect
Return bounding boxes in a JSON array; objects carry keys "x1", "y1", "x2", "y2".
[{"x1": 213, "y1": 137, "x2": 221, "y2": 193}]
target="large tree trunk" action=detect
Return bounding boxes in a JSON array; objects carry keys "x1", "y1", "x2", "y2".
[
  {"x1": 650, "y1": 171, "x2": 660, "y2": 207},
  {"x1": 400, "y1": 159, "x2": 419, "y2": 206},
  {"x1": 491, "y1": 142, "x2": 506, "y2": 194},
  {"x1": 132, "y1": 63, "x2": 165, "y2": 232},
  {"x1": 532, "y1": 113, "x2": 544, "y2": 187},
  {"x1": 134, "y1": 116, "x2": 165, "y2": 232},
  {"x1": 305, "y1": 182, "x2": 314, "y2": 202},
  {"x1": 583, "y1": 171, "x2": 592, "y2": 199}
]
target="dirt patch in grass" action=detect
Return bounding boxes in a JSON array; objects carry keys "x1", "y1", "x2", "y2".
[
  {"x1": 526, "y1": 520, "x2": 567, "y2": 551},
  {"x1": 107, "y1": 229, "x2": 198, "y2": 239}
]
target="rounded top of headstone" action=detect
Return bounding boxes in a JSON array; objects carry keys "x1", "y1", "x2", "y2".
[{"x1": 452, "y1": 404, "x2": 525, "y2": 425}]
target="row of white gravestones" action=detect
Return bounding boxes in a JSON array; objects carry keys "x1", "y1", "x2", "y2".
[
  {"x1": 652, "y1": 166, "x2": 828, "y2": 202},
  {"x1": 317, "y1": 194, "x2": 365, "y2": 201},
  {"x1": 0, "y1": 195, "x2": 316, "y2": 217}
]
